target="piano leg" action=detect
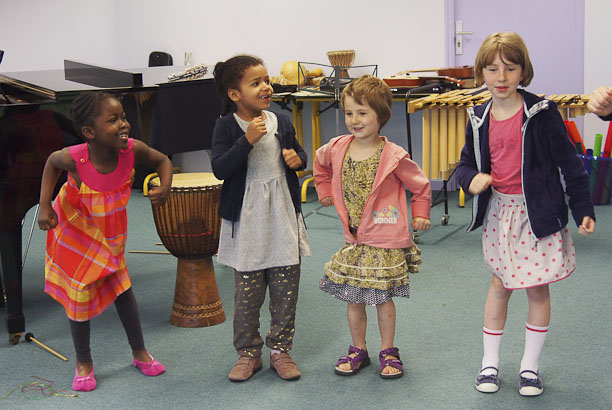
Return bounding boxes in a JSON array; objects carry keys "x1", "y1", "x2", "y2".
[{"x1": 0, "y1": 228, "x2": 25, "y2": 343}]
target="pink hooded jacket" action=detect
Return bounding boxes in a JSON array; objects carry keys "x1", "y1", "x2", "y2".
[{"x1": 314, "y1": 135, "x2": 431, "y2": 248}]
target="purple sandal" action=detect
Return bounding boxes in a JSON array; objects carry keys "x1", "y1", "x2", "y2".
[
  {"x1": 334, "y1": 345, "x2": 371, "y2": 376},
  {"x1": 379, "y1": 347, "x2": 403, "y2": 379}
]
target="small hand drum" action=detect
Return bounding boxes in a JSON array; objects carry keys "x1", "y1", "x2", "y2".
[{"x1": 149, "y1": 172, "x2": 225, "y2": 327}]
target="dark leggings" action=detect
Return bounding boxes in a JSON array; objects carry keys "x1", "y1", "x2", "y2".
[{"x1": 69, "y1": 288, "x2": 145, "y2": 363}]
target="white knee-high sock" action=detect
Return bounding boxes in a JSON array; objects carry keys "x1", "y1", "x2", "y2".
[
  {"x1": 481, "y1": 327, "x2": 504, "y2": 375},
  {"x1": 520, "y1": 323, "x2": 549, "y2": 378}
]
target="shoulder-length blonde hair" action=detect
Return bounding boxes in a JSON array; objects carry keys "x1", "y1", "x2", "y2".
[{"x1": 474, "y1": 32, "x2": 534, "y2": 87}]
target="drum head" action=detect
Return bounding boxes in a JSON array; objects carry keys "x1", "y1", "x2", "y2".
[{"x1": 150, "y1": 172, "x2": 222, "y2": 188}]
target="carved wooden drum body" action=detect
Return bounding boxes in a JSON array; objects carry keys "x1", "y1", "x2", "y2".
[{"x1": 149, "y1": 172, "x2": 225, "y2": 327}]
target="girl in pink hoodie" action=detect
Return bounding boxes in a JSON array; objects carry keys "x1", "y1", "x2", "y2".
[{"x1": 314, "y1": 76, "x2": 431, "y2": 379}]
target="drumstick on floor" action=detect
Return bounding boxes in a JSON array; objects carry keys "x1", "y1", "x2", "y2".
[{"x1": 25, "y1": 332, "x2": 68, "y2": 362}]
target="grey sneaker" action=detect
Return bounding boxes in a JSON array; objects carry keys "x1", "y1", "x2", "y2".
[
  {"x1": 475, "y1": 366, "x2": 499, "y2": 393},
  {"x1": 518, "y1": 370, "x2": 543, "y2": 396}
]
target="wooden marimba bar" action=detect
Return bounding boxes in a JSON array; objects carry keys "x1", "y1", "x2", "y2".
[
  {"x1": 408, "y1": 90, "x2": 592, "y2": 208},
  {"x1": 408, "y1": 88, "x2": 491, "y2": 181},
  {"x1": 546, "y1": 94, "x2": 591, "y2": 120}
]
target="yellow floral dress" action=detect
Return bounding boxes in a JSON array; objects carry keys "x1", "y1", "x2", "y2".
[{"x1": 319, "y1": 142, "x2": 422, "y2": 305}]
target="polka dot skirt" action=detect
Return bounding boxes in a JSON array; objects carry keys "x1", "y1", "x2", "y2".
[{"x1": 482, "y1": 190, "x2": 576, "y2": 289}]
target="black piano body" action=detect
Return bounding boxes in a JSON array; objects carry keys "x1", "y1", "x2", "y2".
[{"x1": 0, "y1": 64, "x2": 222, "y2": 338}]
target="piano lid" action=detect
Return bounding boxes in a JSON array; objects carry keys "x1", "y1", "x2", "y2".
[{"x1": 0, "y1": 65, "x2": 214, "y2": 102}]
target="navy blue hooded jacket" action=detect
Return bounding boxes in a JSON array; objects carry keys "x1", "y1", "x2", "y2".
[{"x1": 455, "y1": 89, "x2": 595, "y2": 240}]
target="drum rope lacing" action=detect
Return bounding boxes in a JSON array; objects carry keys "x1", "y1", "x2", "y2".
[{"x1": 173, "y1": 300, "x2": 222, "y2": 310}]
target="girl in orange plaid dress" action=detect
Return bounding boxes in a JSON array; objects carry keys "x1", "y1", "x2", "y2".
[{"x1": 38, "y1": 92, "x2": 172, "y2": 392}]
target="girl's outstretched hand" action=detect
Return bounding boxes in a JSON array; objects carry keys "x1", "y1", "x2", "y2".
[
  {"x1": 38, "y1": 205, "x2": 58, "y2": 231},
  {"x1": 245, "y1": 116, "x2": 267, "y2": 145},
  {"x1": 282, "y1": 148, "x2": 302, "y2": 169},
  {"x1": 148, "y1": 186, "x2": 170, "y2": 206},
  {"x1": 468, "y1": 172, "x2": 493, "y2": 195},
  {"x1": 587, "y1": 86, "x2": 612, "y2": 117},
  {"x1": 320, "y1": 196, "x2": 333, "y2": 207},
  {"x1": 578, "y1": 216, "x2": 595, "y2": 237},
  {"x1": 412, "y1": 217, "x2": 430, "y2": 231}
]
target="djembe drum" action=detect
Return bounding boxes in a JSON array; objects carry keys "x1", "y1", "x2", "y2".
[{"x1": 149, "y1": 172, "x2": 225, "y2": 327}]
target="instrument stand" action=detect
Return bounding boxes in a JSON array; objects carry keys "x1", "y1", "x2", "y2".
[
  {"x1": 22, "y1": 205, "x2": 39, "y2": 268},
  {"x1": 404, "y1": 83, "x2": 444, "y2": 158},
  {"x1": 304, "y1": 204, "x2": 340, "y2": 220},
  {"x1": 404, "y1": 83, "x2": 448, "y2": 240},
  {"x1": 296, "y1": 61, "x2": 378, "y2": 146},
  {"x1": 0, "y1": 85, "x2": 12, "y2": 104},
  {"x1": 333, "y1": 66, "x2": 341, "y2": 136},
  {"x1": 0, "y1": 50, "x2": 10, "y2": 104}
]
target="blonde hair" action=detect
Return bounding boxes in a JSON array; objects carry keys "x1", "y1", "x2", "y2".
[
  {"x1": 474, "y1": 32, "x2": 534, "y2": 87},
  {"x1": 340, "y1": 75, "x2": 392, "y2": 130}
]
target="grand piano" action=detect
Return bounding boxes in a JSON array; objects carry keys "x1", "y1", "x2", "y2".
[{"x1": 0, "y1": 61, "x2": 222, "y2": 342}]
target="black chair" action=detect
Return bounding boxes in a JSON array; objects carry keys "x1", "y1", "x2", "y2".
[{"x1": 148, "y1": 51, "x2": 173, "y2": 67}]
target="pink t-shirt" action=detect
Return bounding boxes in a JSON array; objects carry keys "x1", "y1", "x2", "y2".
[{"x1": 489, "y1": 107, "x2": 523, "y2": 194}]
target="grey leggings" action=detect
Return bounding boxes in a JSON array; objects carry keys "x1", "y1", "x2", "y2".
[{"x1": 69, "y1": 288, "x2": 145, "y2": 362}]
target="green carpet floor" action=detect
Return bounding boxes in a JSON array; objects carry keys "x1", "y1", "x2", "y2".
[{"x1": 1, "y1": 188, "x2": 611, "y2": 409}]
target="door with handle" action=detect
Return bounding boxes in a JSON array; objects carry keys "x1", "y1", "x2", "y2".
[
  {"x1": 454, "y1": 20, "x2": 472, "y2": 55},
  {"x1": 446, "y1": 0, "x2": 584, "y2": 97}
]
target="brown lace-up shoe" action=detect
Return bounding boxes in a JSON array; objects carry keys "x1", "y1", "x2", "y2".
[
  {"x1": 228, "y1": 356, "x2": 262, "y2": 382},
  {"x1": 270, "y1": 352, "x2": 301, "y2": 380}
]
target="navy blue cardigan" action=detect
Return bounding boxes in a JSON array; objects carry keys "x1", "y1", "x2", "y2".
[
  {"x1": 455, "y1": 89, "x2": 595, "y2": 239},
  {"x1": 211, "y1": 111, "x2": 307, "y2": 221}
]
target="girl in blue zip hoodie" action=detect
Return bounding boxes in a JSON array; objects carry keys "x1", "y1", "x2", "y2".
[{"x1": 455, "y1": 32, "x2": 595, "y2": 397}]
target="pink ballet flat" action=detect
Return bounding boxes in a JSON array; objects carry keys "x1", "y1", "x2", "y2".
[
  {"x1": 72, "y1": 366, "x2": 96, "y2": 392},
  {"x1": 133, "y1": 354, "x2": 166, "y2": 376}
]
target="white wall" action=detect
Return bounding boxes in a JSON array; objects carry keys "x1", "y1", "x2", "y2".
[
  {"x1": 115, "y1": 0, "x2": 446, "y2": 79},
  {"x1": 0, "y1": 1, "x2": 119, "y2": 71},
  {"x1": 0, "y1": 0, "x2": 445, "y2": 172},
  {"x1": 0, "y1": 0, "x2": 445, "y2": 77},
  {"x1": 1, "y1": 0, "x2": 611, "y2": 172}
]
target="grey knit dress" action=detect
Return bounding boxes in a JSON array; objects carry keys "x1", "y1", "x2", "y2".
[{"x1": 216, "y1": 111, "x2": 311, "y2": 272}]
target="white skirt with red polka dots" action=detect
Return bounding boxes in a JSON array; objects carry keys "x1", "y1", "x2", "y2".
[{"x1": 482, "y1": 189, "x2": 576, "y2": 289}]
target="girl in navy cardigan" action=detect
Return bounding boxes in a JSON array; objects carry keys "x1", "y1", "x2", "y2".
[{"x1": 211, "y1": 55, "x2": 310, "y2": 383}]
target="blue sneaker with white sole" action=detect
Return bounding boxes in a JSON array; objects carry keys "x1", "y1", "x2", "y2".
[
  {"x1": 518, "y1": 370, "x2": 543, "y2": 396},
  {"x1": 475, "y1": 366, "x2": 499, "y2": 393}
]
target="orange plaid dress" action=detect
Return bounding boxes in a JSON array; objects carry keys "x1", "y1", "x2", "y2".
[{"x1": 45, "y1": 139, "x2": 135, "y2": 321}]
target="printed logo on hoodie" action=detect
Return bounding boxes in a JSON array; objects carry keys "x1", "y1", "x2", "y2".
[{"x1": 372, "y1": 205, "x2": 400, "y2": 224}]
